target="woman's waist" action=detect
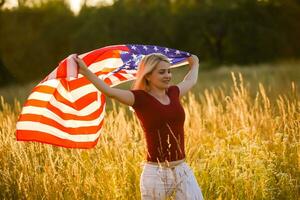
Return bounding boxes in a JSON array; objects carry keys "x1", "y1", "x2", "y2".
[{"x1": 144, "y1": 158, "x2": 185, "y2": 168}]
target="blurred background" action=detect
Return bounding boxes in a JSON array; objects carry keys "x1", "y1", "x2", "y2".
[{"x1": 0, "y1": 0, "x2": 300, "y2": 102}]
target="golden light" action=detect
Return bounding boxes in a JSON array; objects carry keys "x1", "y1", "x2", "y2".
[
  {"x1": 1, "y1": 0, "x2": 113, "y2": 13},
  {"x1": 68, "y1": 0, "x2": 114, "y2": 14},
  {"x1": 69, "y1": 0, "x2": 82, "y2": 14}
]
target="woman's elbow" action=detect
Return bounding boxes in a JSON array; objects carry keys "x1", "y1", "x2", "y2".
[{"x1": 190, "y1": 78, "x2": 198, "y2": 87}]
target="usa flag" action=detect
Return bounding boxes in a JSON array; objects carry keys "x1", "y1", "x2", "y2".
[{"x1": 16, "y1": 44, "x2": 191, "y2": 148}]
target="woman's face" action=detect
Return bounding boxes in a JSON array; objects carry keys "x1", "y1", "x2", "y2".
[{"x1": 146, "y1": 61, "x2": 172, "y2": 90}]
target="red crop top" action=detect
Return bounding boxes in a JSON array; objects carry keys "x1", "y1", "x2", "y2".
[{"x1": 130, "y1": 85, "x2": 186, "y2": 162}]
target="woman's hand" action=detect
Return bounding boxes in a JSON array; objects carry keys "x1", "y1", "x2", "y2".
[
  {"x1": 187, "y1": 55, "x2": 199, "y2": 69},
  {"x1": 72, "y1": 54, "x2": 135, "y2": 106},
  {"x1": 74, "y1": 55, "x2": 89, "y2": 76}
]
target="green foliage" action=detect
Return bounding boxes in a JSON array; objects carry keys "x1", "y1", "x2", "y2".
[
  {"x1": 0, "y1": 0, "x2": 300, "y2": 84},
  {"x1": 0, "y1": 0, "x2": 74, "y2": 82}
]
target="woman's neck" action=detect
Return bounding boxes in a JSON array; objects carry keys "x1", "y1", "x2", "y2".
[{"x1": 148, "y1": 87, "x2": 167, "y2": 98}]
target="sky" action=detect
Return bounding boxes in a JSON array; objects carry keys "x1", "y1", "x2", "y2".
[{"x1": 2, "y1": 0, "x2": 114, "y2": 14}]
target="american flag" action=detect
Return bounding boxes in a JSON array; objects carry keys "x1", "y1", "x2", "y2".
[{"x1": 16, "y1": 44, "x2": 191, "y2": 148}]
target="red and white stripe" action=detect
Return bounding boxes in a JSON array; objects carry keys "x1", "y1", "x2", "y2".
[{"x1": 16, "y1": 45, "x2": 132, "y2": 148}]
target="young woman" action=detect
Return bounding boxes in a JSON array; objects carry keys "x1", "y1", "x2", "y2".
[{"x1": 74, "y1": 53, "x2": 204, "y2": 200}]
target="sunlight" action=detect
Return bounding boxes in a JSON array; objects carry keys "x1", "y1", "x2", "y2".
[
  {"x1": 69, "y1": 0, "x2": 82, "y2": 14},
  {"x1": 2, "y1": 0, "x2": 114, "y2": 13},
  {"x1": 69, "y1": 0, "x2": 114, "y2": 14},
  {"x1": 2, "y1": 0, "x2": 18, "y2": 9}
]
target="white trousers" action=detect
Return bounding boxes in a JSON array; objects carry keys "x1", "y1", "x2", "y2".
[{"x1": 140, "y1": 162, "x2": 204, "y2": 200}]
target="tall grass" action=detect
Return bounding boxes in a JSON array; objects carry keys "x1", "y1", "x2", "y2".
[{"x1": 0, "y1": 72, "x2": 299, "y2": 199}]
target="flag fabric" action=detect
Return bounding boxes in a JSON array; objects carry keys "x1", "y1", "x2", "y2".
[{"x1": 16, "y1": 44, "x2": 192, "y2": 148}]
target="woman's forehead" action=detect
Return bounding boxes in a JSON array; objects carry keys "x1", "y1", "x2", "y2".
[{"x1": 156, "y1": 61, "x2": 171, "y2": 69}]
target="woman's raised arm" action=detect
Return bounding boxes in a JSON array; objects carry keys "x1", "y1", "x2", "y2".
[
  {"x1": 176, "y1": 55, "x2": 199, "y2": 97},
  {"x1": 74, "y1": 56, "x2": 135, "y2": 106}
]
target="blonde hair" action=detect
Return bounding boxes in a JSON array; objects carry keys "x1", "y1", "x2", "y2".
[{"x1": 132, "y1": 53, "x2": 170, "y2": 91}]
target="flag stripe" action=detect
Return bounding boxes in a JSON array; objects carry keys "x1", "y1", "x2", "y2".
[
  {"x1": 28, "y1": 90, "x2": 98, "y2": 110},
  {"x1": 19, "y1": 106, "x2": 105, "y2": 126},
  {"x1": 17, "y1": 122, "x2": 102, "y2": 142},
  {"x1": 19, "y1": 114, "x2": 104, "y2": 134},
  {"x1": 66, "y1": 71, "x2": 110, "y2": 91},
  {"x1": 82, "y1": 45, "x2": 128, "y2": 66},
  {"x1": 22, "y1": 98, "x2": 104, "y2": 121},
  {"x1": 30, "y1": 83, "x2": 98, "y2": 103},
  {"x1": 56, "y1": 60, "x2": 67, "y2": 78},
  {"x1": 47, "y1": 68, "x2": 58, "y2": 80},
  {"x1": 67, "y1": 55, "x2": 78, "y2": 78},
  {"x1": 27, "y1": 92, "x2": 100, "y2": 115},
  {"x1": 21, "y1": 101, "x2": 101, "y2": 119},
  {"x1": 34, "y1": 85, "x2": 56, "y2": 94},
  {"x1": 22, "y1": 93, "x2": 105, "y2": 121},
  {"x1": 16, "y1": 130, "x2": 99, "y2": 148}
]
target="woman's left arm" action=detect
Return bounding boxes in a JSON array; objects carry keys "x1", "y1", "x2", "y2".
[{"x1": 176, "y1": 55, "x2": 199, "y2": 97}]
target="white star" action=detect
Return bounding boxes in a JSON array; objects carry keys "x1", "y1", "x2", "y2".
[
  {"x1": 175, "y1": 50, "x2": 180, "y2": 55},
  {"x1": 154, "y1": 46, "x2": 158, "y2": 51},
  {"x1": 132, "y1": 54, "x2": 137, "y2": 59},
  {"x1": 131, "y1": 45, "x2": 137, "y2": 50},
  {"x1": 164, "y1": 48, "x2": 169, "y2": 53},
  {"x1": 143, "y1": 46, "x2": 148, "y2": 51}
]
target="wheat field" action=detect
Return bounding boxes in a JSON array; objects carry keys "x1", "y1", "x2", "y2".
[{"x1": 0, "y1": 63, "x2": 299, "y2": 199}]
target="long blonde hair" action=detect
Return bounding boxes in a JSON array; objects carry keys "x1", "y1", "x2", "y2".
[{"x1": 132, "y1": 53, "x2": 170, "y2": 91}]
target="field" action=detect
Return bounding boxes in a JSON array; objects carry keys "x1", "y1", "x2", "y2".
[{"x1": 0, "y1": 61, "x2": 299, "y2": 199}]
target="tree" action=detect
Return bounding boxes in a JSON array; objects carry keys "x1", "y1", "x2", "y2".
[
  {"x1": 0, "y1": 0, "x2": 5, "y2": 8},
  {"x1": 0, "y1": 55, "x2": 15, "y2": 86}
]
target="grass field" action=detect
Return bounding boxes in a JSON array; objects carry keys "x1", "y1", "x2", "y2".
[{"x1": 0, "y1": 61, "x2": 299, "y2": 199}]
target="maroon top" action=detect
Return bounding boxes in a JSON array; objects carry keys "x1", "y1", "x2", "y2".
[{"x1": 130, "y1": 85, "x2": 186, "y2": 162}]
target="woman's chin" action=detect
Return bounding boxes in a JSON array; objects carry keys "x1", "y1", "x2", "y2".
[{"x1": 162, "y1": 83, "x2": 170, "y2": 89}]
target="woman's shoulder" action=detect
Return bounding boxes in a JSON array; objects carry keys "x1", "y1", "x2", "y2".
[
  {"x1": 168, "y1": 85, "x2": 179, "y2": 90},
  {"x1": 129, "y1": 89, "x2": 147, "y2": 109},
  {"x1": 130, "y1": 89, "x2": 146, "y2": 95},
  {"x1": 168, "y1": 85, "x2": 180, "y2": 93},
  {"x1": 130, "y1": 89, "x2": 147, "y2": 101}
]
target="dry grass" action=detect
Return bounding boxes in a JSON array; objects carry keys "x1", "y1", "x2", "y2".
[{"x1": 0, "y1": 68, "x2": 299, "y2": 199}]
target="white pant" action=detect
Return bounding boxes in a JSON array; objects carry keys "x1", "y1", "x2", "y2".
[{"x1": 140, "y1": 162, "x2": 204, "y2": 200}]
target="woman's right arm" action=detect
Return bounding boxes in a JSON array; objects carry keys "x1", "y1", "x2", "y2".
[{"x1": 74, "y1": 56, "x2": 135, "y2": 106}]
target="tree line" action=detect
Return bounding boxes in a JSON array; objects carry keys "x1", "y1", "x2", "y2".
[{"x1": 0, "y1": 0, "x2": 300, "y2": 84}]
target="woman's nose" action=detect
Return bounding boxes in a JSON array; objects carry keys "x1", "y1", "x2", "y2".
[{"x1": 166, "y1": 73, "x2": 172, "y2": 78}]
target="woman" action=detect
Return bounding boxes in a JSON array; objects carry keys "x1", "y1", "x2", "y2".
[{"x1": 75, "y1": 53, "x2": 204, "y2": 200}]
